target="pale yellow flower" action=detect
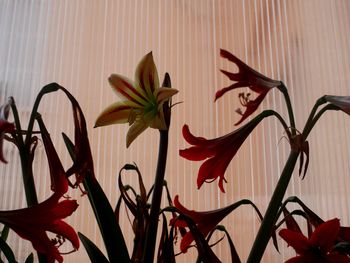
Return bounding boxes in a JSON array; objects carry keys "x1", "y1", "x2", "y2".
[{"x1": 95, "y1": 52, "x2": 178, "y2": 147}]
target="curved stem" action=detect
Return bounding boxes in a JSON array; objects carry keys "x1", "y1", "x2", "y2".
[
  {"x1": 303, "y1": 104, "x2": 338, "y2": 139},
  {"x1": 142, "y1": 130, "x2": 169, "y2": 263},
  {"x1": 9, "y1": 97, "x2": 24, "y2": 147},
  {"x1": 278, "y1": 82, "x2": 296, "y2": 136},
  {"x1": 24, "y1": 83, "x2": 59, "y2": 146}
]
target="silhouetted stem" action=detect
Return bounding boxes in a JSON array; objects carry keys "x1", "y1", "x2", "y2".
[
  {"x1": 278, "y1": 83, "x2": 296, "y2": 136},
  {"x1": 247, "y1": 150, "x2": 299, "y2": 263},
  {"x1": 142, "y1": 130, "x2": 169, "y2": 263}
]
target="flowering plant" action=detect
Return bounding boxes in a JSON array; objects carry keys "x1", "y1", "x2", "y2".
[{"x1": 1, "y1": 50, "x2": 350, "y2": 263}]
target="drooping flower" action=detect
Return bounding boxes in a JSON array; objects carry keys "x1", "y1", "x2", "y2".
[
  {"x1": 171, "y1": 195, "x2": 236, "y2": 253},
  {"x1": 0, "y1": 115, "x2": 80, "y2": 263},
  {"x1": 179, "y1": 114, "x2": 264, "y2": 193},
  {"x1": 279, "y1": 218, "x2": 350, "y2": 263},
  {"x1": 95, "y1": 52, "x2": 178, "y2": 147},
  {"x1": 0, "y1": 99, "x2": 15, "y2": 163},
  {"x1": 216, "y1": 49, "x2": 281, "y2": 125},
  {"x1": 325, "y1": 95, "x2": 350, "y2": 115}
]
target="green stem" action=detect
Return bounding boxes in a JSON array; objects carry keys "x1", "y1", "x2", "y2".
[
  {"x1": 142, "y1": 130, "x2": 169, "y2": 263},
  {"x1": 247, "y1": 150, "x2": 299, "y2": 263},
  {"x1": 303, "y1": 104, "x2": 338, "y2": 139},
  {"x1": 9, "y1": 97, "x2": 24, "y2": 147},
  {"x1": 24, "y1": 83, "x2": 59, "y2": 146},
  {"x1": 278, "y1": 82, "x2": 296, "y2": 136}
]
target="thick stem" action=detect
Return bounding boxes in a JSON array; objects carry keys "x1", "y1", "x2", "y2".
[
  {"x1": 142, "y1": 130, "x2": 169, "y2": 263},
  {"x1": 19, "y1": 145, "x2": 38, "y2": 207},
  {"x1": 247, "y1": 151, "x2": 299, "y2": 263}
]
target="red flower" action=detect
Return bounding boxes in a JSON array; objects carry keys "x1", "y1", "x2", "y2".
[
  {"x1": 0, "y1": 197, "x2": 79, "y2": 263},
  {"x1": 216, "y1": 49, "x2": 281, "y2": 125},
  {"x1": 325, "y1": 95, "x2": 350, "y2": 115},
  {"x1": 180, "y1": 116, "x2": 263, "y2": 193},
  {"x1": 0, "y1": 115, "x2": 80, "y2": 263},
  {"x1": 279, "y1": 218, "x2": 350, "y2": 263},
  {"x1": 0, "y1": 99, "x2": 15, "y2": 163},
  {"x1": 171, "y1": 195, "x2": 235, "y2": 253}
]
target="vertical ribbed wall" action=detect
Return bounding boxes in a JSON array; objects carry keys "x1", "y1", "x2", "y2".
[{"x1": 1, "y1": 1, "x2": 350, "y2": 262}]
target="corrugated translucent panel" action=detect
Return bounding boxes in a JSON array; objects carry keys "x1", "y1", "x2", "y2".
[{"x1": 1, "y1": 0, "x2": 350, "y2": 262}]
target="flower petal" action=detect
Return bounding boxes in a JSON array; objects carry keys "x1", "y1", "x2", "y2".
[
  {"x1": 235, "y1": 92, "x2": 267, "y2": 125},
  {"x1": 135, "y1": 52, "x2": 160, "y2": 98},
  {"x1": 215, "y1": 82, "x2": 248, "y2": 101},
  {"x1": 325, "y1": 95, "x2": 350, "y2": 115},
  {"x1": 126, "y1": 118, "x2": 148, "y2": 148},
  {"x1": 95, "y1": 102, "x2": 132, "y2": 127},
  {"x1": 108, "y1": 74, "x2": 148, "y2": 106},
  {"x1": 155, "y1": 87, "x2": 178, "y2": 103},
  {"x1": 310, "y1": 218, "x2": 340, "y2": 251},
  {"x1": 279, "y1": 229, "x2": 311, "y2": 255}
]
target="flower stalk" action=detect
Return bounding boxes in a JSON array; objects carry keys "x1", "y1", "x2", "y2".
[{"x1": 247, "y1": 150, "x2": 299, "y2": 263}]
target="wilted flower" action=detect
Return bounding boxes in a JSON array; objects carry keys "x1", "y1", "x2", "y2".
[
  {"x1": 280, "y1": 218, "x2": 350, "y2": 263},
  {"x1": 171, "y1": 195, "x2": 236, "y2": 253},
  {"x1": 95, "y1": 52, "x2": 178, "y2": 147},
  {"x1": 0, "y1": 99, "x2": 15, "y2": 163},
  {"x1": 180, "y1": 116, "x2": 263, "y2": 193},
  {"x1": 216, "y1": 49, "x2": 281, "y2": 125}
]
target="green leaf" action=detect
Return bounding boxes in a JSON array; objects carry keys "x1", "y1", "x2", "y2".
[
  {"x1": 78, "y1": 232, "x2": 109, "y2": 263},
  {"x1": 0, "y1": 235, "x2": 17, "y2": 263},
  {"x1": 24, "y1": 253, "x2": 34, "y2": 263},
  {"x1": 83, "y1": 173, "x2": 130, "y2": 263}
]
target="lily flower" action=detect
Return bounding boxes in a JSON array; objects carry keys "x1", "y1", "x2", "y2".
[
  {"x1": 171, "y1": 195, "x2": 236, "y2": 253},
  {"x1": 95, "y1": 52, "x2": 178, "y2": 147},
  {"x1": 325, "y1": 95, "x2": 350, "y2": 115},
  {"x1": 179, "y1": 115, "x2": 264, "y2": 193},
  {"x1": 279, "y1": 218, "x2": 350, "y2": 263},
  {"x1": 0, "y1": 99, "x2": 15, "y2": 163},
  {"x1": 0, "y1": 197, "x2": 79, "y2": 263},
  {"x1": 216, "y1": 49, "x2": 281, "y2": 125},
  {"x1": 0, "y1": 115, "x2": 80, "y2": 263}
]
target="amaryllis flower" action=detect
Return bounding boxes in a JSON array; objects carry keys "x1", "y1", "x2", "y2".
[
  {"x1": 216, "y1": 49, "x2": 281, "y2": 125},
  {"x1": 0, "y1": 196, "x2": 79, "y2": 263},
  {"x1": 0, "y1": 116, "x2": 80, "y2": 263},
  {"x1": 180, "y1": 115, "x2": 264, "y2": 193},
  {"x1": 0, "y1": 99, "x2": 15, "y2": 163},
  {"x1": 171, "y1": 195, "x2": 236, "y2": 253},
  {"x1": 279, "y1": 218, "x2": 350, "y2": 263},
  {"x1": 95, "y1": 52, "x2": 178, "y2": 147},
  {"x1": 325, "y1": 95, "x2": 350, "y2": 115}
]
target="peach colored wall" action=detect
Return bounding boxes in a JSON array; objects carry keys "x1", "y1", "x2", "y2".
[{"x1": 1, "y1": 1, "x2": 350, "y2": 262}]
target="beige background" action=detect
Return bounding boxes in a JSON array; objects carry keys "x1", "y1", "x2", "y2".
[{"x1": 1, "y1": 0, "x2": 350, "y2": 262}]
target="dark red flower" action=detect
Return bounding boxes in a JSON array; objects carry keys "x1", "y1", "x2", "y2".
[
  {"x1": 325, "y1": 95, "x2": 350, "y2": 115},
  {"x1": 0, "y1": 99, "x2": 15, "y2": 163},
  {"x1": 171, "y1": 195, "x2": 235, "y2": 253},
  {"x1": 280, "y1": 218, "x2": 350, "y2": 263},
  {"x1": 216, "y1": 49, "x2": 281, "y2": 125},
  {"x1": 180, "y1": 116, "x2": 263, "y2": 193},
  {"x1": 0, "y1": 197, "x2": 79, "y2": 263},
  {"x1": 0, "y1": 115, "x2": 80, "y2": 263}
]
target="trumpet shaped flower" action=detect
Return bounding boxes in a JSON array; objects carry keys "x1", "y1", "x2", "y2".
[
  {"x1": 95, "y1": 52, "x2": 178, "y2": 147},
  {"x1": 280, "y1": 218, "x2": 350, "y2": 263},
  {"x1": 0, "y1": 197, "x2": 79, "y2": 263},
  {"x1": 216, "y1": 49, "x2": 281, "y2": 125},
  {"x1": 0, "y1": 116, "x2": 80, "y2": 263},
  {"x1": 0, "y1": 99, "x2": 15, "y2": 163},
  {"x1": 180, "y1": 115, "x2": 264, "y2": 192},
  {"x1": 171, "y1": 195, "x2": 236, "y2": 253},
  {"x1": 325, "y1": 95, "x2": 350, "y2": 115}
]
